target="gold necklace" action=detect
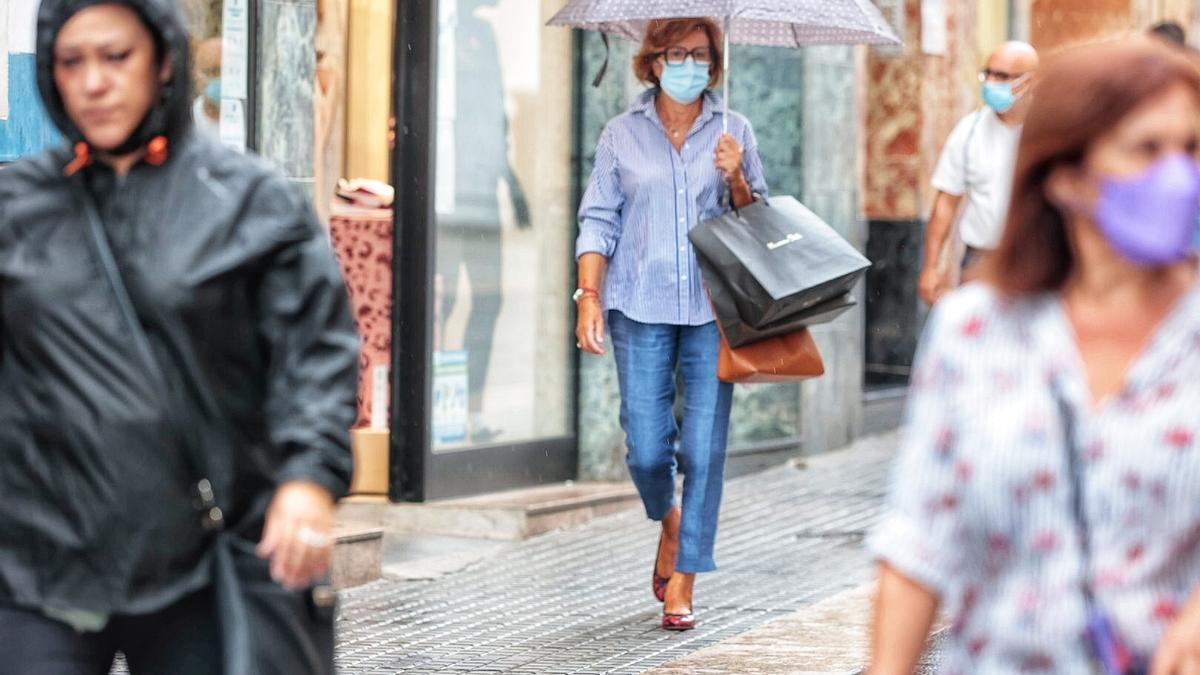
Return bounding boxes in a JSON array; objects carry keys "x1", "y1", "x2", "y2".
[
  {"x1": 665, "y1": 119, "x2": 692, "y2": 139},
  {"x1": 659, "y1": 102, "x2": 698, "y2": 141}
]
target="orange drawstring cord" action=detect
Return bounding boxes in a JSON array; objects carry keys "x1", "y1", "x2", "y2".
[
  {"x1": 63, "y1": 135, "x2": 170, "y2": 175},
  {"x1": 63, "y1": 142, "x2": 91, "y2": 177},
  {"x1": 145, "y1": 135, "x2": 169, "y2": 165}
]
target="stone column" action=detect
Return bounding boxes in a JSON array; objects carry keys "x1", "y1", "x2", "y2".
[{"x1": 800, "y1": 45, "x2": 865, "y2": 453}]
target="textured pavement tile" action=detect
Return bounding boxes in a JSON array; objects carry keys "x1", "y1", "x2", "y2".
[{"x1": 113, "y1": 433, "x2": 901, "y2": 675}]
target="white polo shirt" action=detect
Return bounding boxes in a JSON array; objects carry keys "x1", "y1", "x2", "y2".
[{"x1": 931, "y1": 108, "x2": 1022, "y2": 250}]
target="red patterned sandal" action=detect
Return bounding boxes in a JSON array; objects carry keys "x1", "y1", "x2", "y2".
[
  {"x1": 652, "y1": 533, "x2": 671, "y2": 602},
  {"x1": 662, "y1": 609, "x2": 696, "y2": 631}
]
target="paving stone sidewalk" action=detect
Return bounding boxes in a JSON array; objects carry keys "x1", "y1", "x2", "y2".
[{"x1": 334, "y1": 432, "x2": 900, "y2": 674}]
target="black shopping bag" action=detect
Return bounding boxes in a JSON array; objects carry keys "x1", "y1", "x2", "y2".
[
  {"x1": 698, "y1": 249, "x2": 856, "y2": 348},
  {"x1": 689, "y1": 196, "x2": 871, "y2": 330}
]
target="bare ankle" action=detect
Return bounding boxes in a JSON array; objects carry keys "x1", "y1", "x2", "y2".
[
  {"x1": 663, "y1": 506, "x2": 681, "y2": 535},
  {"x1": 665, "y1": 573, "x2": 695, "y2": 612}
]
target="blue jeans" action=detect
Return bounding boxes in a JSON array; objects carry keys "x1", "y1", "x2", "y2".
[{"x1": 608, "y1": 311, "x2": 734, "y2": 573}]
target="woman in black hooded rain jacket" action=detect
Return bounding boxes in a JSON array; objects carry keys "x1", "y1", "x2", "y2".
[{"x1": 0, "y1": 1, "x2": 359, "y2": 673}]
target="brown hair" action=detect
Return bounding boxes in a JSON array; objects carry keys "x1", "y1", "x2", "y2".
[
  {"x1": 985, "y1": 38, "x2": 1200, "y2": 296},
  {"x1": 633, "y1": 18, "x2": 723, "y2": 90}
]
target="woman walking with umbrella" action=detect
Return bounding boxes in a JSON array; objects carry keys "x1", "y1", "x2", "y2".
[
  {"x1": 555, "y1": 0, "x2": 897, "y2": 634},
  {"x1": 574, "y1": 17, "x2": 767, "y2": 631}
]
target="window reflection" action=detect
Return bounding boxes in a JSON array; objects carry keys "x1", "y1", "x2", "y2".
[
  {"x1": 192, "y1": 36, "x2": 222, "y2": 138},
  {"x1": 432, "y1": 0, "x2": 574, "y2": 450},
  {"x1": 181, "y1": 1, "x2": 223, "y2": 137}
]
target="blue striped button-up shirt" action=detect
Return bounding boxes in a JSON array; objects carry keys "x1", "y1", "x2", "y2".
[{"x1": 576, "y1": 89, "x2": 769, "y2": 326}]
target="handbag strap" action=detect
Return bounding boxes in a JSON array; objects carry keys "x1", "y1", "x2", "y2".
[
  {"x1": 1052, "y1": 381, "x2": 1096, "y2": 606},
  {"x1": 1053, "y1": 386, "x2": 1144, "y2": 675},
  {"x1": 77, "y1": 180, "x2": 227, "y2": 531}
]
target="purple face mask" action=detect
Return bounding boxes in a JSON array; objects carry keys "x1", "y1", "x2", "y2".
[{"x1": 1093, "y1": 153, "x2": 1200, "y2": 266}]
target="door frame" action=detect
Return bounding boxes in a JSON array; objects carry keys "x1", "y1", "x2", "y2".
[{"x1": 387, "y1": 0, "x2": 579, "y2": 502}]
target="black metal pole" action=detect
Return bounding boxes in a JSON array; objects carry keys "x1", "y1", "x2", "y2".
[
  {"x1": 388, "y1": 0, "x2": 437, "y2": 502},
  {"x1": 246, "y1": 0, "x2": 259, "y2": 151}
]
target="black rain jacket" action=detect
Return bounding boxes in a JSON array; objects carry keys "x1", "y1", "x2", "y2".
[{"x1": 0, "y1": 0, "x2": 359, "y2": 616}]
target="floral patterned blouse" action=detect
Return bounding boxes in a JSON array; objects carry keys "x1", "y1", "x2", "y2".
[{"x1": 871, "y1": 281, "x2": 1200, "y2": 673}]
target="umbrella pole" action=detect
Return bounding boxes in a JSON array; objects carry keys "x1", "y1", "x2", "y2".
[{"x1": 722, "y1": 17, "x2": 730, "y2": 135}]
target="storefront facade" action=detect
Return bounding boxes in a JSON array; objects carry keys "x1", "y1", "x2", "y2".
[
  {"x1": 0, "y1": 0, "x2": 870, "y2": 503},
  {"x1": 388, "y1": 1, "x2": 868, "y2": 499}
]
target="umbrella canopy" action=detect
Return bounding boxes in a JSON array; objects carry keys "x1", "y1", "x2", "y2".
[
  {"x1": 547, "y1": 0, "x2": 902, "y2": 48},
  {"x1": 548, "y1": 0, "x2": 902, "y2": 131}
]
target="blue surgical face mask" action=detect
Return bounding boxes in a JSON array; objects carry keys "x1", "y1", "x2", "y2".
[
  {"x1": 204, "y1": 79, "x2": 222, "y2": 105},
  {"x1": 659, "y1": 58, "x2": 710, "y2": 105},
  {"x1": 981, "y1": 81, "x2": 1017, "y2": 113},
  {"x1": 982, "y1": 73, "x2": 1030, "y2": 114}
]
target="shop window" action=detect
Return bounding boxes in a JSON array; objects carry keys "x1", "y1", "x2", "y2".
[
  {"x1": 0, "y1": 2, "x2": 61, "y2": 161},
  {"x1": 181, "y1": 0, "x2": 251, "y2": 151},
  {"x1": 431, "y1": 0, "x2": 576, "y2": 449}
]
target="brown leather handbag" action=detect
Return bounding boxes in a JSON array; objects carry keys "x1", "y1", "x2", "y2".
[{"x1": 715, "y1": 321, "x2": 825, "y2": 384}]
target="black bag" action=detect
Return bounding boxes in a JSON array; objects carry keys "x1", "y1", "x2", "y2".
[
  {"x1": 689, "y1": 196, "x2": 871, "y2": 330},
  {"x1": 697, "y1": 249, "x2": 855, "y2": 348},
  {"x1": 80, "y1": 188, "x2": 336, "y2": 675}
]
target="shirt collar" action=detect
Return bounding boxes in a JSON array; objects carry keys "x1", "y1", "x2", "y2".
[
  {"x1": 982, "y1": 106, "x2": 1023, "y2": 132},
  {"x1": 632, "y1": 88, "x2": 727, "y2": 129}
]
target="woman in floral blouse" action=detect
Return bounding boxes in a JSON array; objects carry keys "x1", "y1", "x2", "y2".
[{"x1": 870, "y1": 39, "x2": 1200, "y2": 674}]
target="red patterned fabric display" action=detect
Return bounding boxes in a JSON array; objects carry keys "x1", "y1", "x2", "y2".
[{"x1": 329, "y1": 204, "x2": 393, "y2": 428}]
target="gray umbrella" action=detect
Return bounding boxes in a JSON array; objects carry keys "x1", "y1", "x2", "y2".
[{"x1": 547, "y1": 0, "x2": 902, "y2": 130}]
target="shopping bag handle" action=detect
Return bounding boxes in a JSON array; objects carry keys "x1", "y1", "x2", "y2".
[{"x1": 723, "y1": 186, "x2": 770, "y2": 218}]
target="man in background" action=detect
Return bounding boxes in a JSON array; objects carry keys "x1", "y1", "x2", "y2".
[
  {"x1": 917, "y1": 41, "x2": 1039, "y2": 305},
  {"x1": 191, "y1": 36, "x2": 221, "y2": 138},
  {"x1": 1149, "y1": 20, "x2": 1187, "y2": 47}
]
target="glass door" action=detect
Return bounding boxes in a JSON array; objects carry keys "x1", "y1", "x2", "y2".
[{"x1": 391, "y1": 0, "x2": 578, "y2": 501}]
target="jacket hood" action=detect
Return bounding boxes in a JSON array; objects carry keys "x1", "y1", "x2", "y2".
[{"x1": 36, "y1": 0, "x2": 193, "y2": 155}]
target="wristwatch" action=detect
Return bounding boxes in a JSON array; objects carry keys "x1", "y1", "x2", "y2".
[{"x1": 572, "y1": 287, "x2": 600, "y2": 303}]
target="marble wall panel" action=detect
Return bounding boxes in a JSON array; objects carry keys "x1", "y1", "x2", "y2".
[
  {"x1": 1028, "y1": 0, "x2": 1192, "y2": 52},
  {"x1": 1031, "y1": 0, "x2": 1131, "y2": 51},
  {"x1": 577, "y1": 351, "x2": 625, "y2": 482},
  {"x1": 865, "y1": 0, "x2": 924, "y2": 220},
  {"x1": 576, "y1": 32, "x2": 636, "y2": 482},
  {"x1": 258, "y1": 0, "x2": 317, "y2": 194},
  {"x1": 921, "y1": 0, "x2": 977, "y2": 216},
  {"x1": 862, "y1": 0, "x2": 985, "y2": 389},
  {"x1": 724, "y1": 44, "x2": 807, "y2": 451},
  {"x1": 866, "y1": 0, "x2": 980, "y2": 221}
]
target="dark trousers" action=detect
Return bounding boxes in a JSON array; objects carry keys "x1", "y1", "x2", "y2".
[
  {"x1": 436, "y1": 225, "x2": 502, "y2": 412},
  {"x1": 962, "y1": 245, "x2": 986, "y2": 270},
  {"x1": 0, "y1": 588, "x2": 220, "y2": 675}
]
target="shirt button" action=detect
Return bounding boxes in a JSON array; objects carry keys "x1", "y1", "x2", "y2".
[
  {"x1": 681, "y1": 275, "x2": 688, "y2": 281},
  {"x1": 680, "y1": 245, "x2": 687, "y2": 251},
  {"x1": 678, "y1": 217, "x2": 685, "y2": 223},
  {"x1": 677, "y1": 189, "x2": 684, "y2": 194}
]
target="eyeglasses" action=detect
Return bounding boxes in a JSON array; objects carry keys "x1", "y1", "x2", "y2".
[
  {"x1": 659, "y1": 47, "x2": 714, "y2": 66},
  {"x1": 978, "y1": 68, "x2": 1030, "y2": 83}
]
